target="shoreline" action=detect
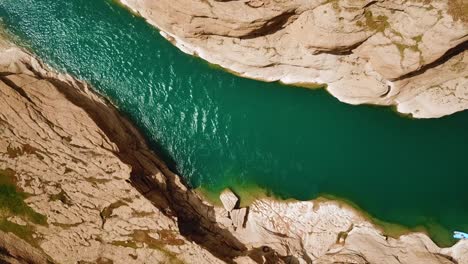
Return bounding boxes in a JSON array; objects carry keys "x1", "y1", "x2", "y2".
[
  {"x1": 196, "y1": 184, "x2": 456, "y2": 248},
  {"x1": 0, "y1": 36, "x2": 245, "y2": 262},
  {"x1": 116, "y1": 0, "x2": 468, "y2": 119}
]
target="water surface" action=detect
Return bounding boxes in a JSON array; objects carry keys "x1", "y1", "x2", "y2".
[{"x1": 1, "y1": 0, "x2": 467, "y2": 245}]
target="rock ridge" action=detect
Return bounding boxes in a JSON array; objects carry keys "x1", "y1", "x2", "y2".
[{"x1": 119, "y1": 0, "x2": 467, "y2": 118}]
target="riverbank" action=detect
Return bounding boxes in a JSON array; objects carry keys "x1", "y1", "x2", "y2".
[
  {"x1": 0, "y1": 36, "x2": 227, "y2": 263},
  {"x1": 198, "y1": 187, "x2": 468, "y2": 263},
  {"x1": 118, "y1": 0, "x2": 467, "y2": 119},
  {"x1": 197, "y1": 185, "x2": 457, "y2": 248}
]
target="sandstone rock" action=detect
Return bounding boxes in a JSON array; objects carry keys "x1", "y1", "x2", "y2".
[
  {"x1": 7, "y1": 216, "x2": 27, "y2": 226},
  {"x1": 230, "y1": 199, "x2": 468, "y2": 264},
  {"x1": 0, "y1": 40, "x2": 223, "y2": 264},
  {"x1": 0, "y1": 231, "x2": 52, "y2": 264},
  {"x1": 214, "y1": 207, "x2": 233, "y2": 228},
  {"x1": 119, "y1": 0, "x2": 468, "y2": 118},
  {"x1": 231, "y1": 208, "x2": 247, "y2": 229},
  {"x1": 220, "y1": 189, "x2": 239, "y2": 211},
  {"x1": 233, "y1": 256, "x2": 258, "y2": 264}
]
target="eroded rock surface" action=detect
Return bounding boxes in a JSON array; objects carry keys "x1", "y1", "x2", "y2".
[
  {"x1": 220, "y1": 189, "x2": 239, "y2": 212},
  {"x1": 0, "y1": 38, "x2": 224, "y2": 264},
  {"x1": 233, "y1": 199, "x2": 468, "y2": 264},
  {"x1": 119, "y1": 0, "x2": 467, "y2": 118},
  {"x1": 0, "y1": 32, "x2": 467, "y2": 264}
]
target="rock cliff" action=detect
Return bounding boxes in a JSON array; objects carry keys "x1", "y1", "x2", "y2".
[
  {"x1": 0, "y1": 38, "x2": 224, "y2": 264},
  {"x1": 119, "y1": 0, "x2": 467, "y2": 118},
  {"x1": 0, "y1": 25, "x2": 468, "y2": 264}
]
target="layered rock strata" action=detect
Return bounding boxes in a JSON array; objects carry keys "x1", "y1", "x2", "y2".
[
  {"x1": 119, "y1": 0, "x2": 467, "y2": 118},
  {"x1": 0, "y1": 33, "x2": 468, "y2": 263}
]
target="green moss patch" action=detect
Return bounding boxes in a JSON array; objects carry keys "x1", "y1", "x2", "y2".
[
  {"x1": 365, "y1": 11, "x2": 389, "y2": 32},
  {"x1": 0, "y1": 170, "x2": 46, "y2": 225},
  {"x1": 111, "y1": 230, "x2": 184, "y2": 263},
  {"x1": 0, "y1": 169, "x2": 47, "y2": 244}
]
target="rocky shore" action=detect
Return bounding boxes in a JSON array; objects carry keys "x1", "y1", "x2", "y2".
[
  {"x1": 119, "y1": 0, "x2": 467, "y2": 118},
  {"x1": 0, "y1": 33, "x2": 468, "y2": 263},
  {"x1": 0, "y1": 37, "x2": 224, "y2": 264}
]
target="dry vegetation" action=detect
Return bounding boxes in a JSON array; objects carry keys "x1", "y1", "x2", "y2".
[{"x1": 447, "y1": 0, "x2": 468, "y2": 23}]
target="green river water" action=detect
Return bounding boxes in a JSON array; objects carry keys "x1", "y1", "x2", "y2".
[{"x1": 1, "y1": 0, "x2": 467, "y2": 246}]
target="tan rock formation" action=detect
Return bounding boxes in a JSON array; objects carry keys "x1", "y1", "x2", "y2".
[
  {"x1": 0, "y1": 39, "x2": 224, "y2": 264},
  {"x1": 0, "y1": 30, "x2": 468, "y2": 264},
  {"x1": 230, "y1": 208, "x2": 247, "y2": 229},
  {"x1": 230, "y1": 199, "x2": 468, "y2": 264},
  {"x1": 0, "y1": 231, "x2": 51, "y2": 264},
  {"x1": 119, "y1": 0, "x2": 467, "y2": 118},
  {"x1": 220, "y1": 189, "x2": 240, "y2": 212}
]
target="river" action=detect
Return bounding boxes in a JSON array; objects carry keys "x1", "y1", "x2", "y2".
[{"x1": 1, "y1": 0, "x2": 467, "y2": 246}]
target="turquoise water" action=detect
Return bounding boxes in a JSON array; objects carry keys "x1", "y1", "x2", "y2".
[{"x1": 1, "y1": 0, "x2": 467, "y2": 245}]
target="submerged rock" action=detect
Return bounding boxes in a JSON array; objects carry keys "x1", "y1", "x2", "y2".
[{"x1": 119, "y1": 0, "x2": 467, "y2": 118}]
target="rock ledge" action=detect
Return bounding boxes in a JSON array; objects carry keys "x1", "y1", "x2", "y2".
[{"x1": 120, "y1": 0, "x2": 467, "y2": 118}]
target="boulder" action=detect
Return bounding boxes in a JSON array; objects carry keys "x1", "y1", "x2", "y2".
[{"x1": 220, "y1": 189, "x2": 239, "y2": 212}]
